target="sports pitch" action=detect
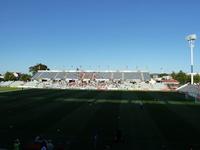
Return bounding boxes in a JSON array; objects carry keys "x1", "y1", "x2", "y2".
[{"x1": 0, "y1": 89, "x2": 200, "y2": 150}]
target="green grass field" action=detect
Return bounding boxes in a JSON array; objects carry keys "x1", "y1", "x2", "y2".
[
  {"x1": 0, "y1": 87, "x2": 21, "y2": 92},
  {"x1": 0, "y1": 89, "x2": 200, "y2": 150}
]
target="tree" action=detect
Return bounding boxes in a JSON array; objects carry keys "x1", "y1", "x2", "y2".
[
  {"x1": 4, "y1": 72, "x2": 17, "y2": 81},
  {"x1": 159, "y1": 73, "x2": 169, "y2": 78},
  {"x1": 171, "y1": 70, "x2": 189, "y2": 85},
  {"x1": 19, "y1": 74, "x2": 31, "y2": 81},
  {"x1": 194, "y1": 74, "x2": 200, "y2": 83},
  {"x1": 171, "y1": 71, "x2": 200, "y2": 84},
  {"x1": 171, "y1": 71, "x2": 176, "y2": 79},
  {"x1": 29, "y1": 63, "x2": 49, "y2": 75}
]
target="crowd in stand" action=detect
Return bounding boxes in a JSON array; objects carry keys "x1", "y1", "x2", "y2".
[
  {"x1": 5, "y1": 129, "x2": 124, "y2": 150},
  {"x1": 2, "y1": 131, "x2": 197, "y2": 150},
  {"x1": 3, "y1": 80, "x2": 166, "y2": 91},
  {"x1": 0, "y1": 79, "x2": 170, "y2": 91},
  {"x1": 11, "y1": 135, "x2": 62, "y2": 150}
]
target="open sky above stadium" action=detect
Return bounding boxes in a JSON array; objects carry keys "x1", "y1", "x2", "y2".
[{"x1": 0, "y1": 0, "x2": 200, "y2": 74}]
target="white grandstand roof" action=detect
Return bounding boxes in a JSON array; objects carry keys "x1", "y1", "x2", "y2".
[{"x1": 38, "y1": 70, "x2": 149, "y2": 73}]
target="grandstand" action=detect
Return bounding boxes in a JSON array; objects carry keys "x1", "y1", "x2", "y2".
[
  {"x1": 9, "y1": 81, "x2": 24, "y2": 87},
  {"x1": 22, "y1": 81, "x2": 39, "y2": 88},
  {"x1": 177, "y1": 83, "x2": 200, "y2": 100},
  {"x1": 32, "y1": 70, "x2": 151, "y2": 82},
  {"x1": 0, "y1": 70, "x2": 173, "y2": 91},
  {"x1": 24, "y1": 70, "x2": 173, "y2": 91},
  {"x1": 0, "y1": 81, "x2": 13, "y2": 87}
]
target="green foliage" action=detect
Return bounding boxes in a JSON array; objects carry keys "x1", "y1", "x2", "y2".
[
  {"x1": 171, "y1": 70, "x2": 200, "y2": 84},
  {"x1": 29, "y1": 63, "x2": 49, "y2": 75},
  {"x1": 194, "y1": 74, "x2": 200, "y2": 83},
  {"x1": 0, "y1": 87, "x2": 20, "y2": 92},
  {"x1": 171, "y1": 70, "x2": 188, "y2": 84},
  {"x1": 0, "y1": 77, "x2": 4, "y2": 82},
  {"x1": 4, "y1": 72, "x2": 17, "y2": 81},
  {"x1": 158, "y1": 73, "x2": 169, "y2": 77},
  {"x1": 171, "y1": 71, "x2": 176, "y2": 79},
  {"x1": 19, "y1": 74, "x2": 31, "y2": 81}
]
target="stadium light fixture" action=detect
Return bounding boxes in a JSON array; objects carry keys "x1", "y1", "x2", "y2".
[{"x1": 186, "y1": 34, "x2": 197, "y2": 84}]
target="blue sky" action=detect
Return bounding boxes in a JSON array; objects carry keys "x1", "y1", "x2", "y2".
[{"x1": 0, "y1": 0, "x2": 200, "y2": 74}]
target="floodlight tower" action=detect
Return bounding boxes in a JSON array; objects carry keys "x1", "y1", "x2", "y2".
[{"x1": 186, "y1": 34, "x2": 197, "y2": 84}]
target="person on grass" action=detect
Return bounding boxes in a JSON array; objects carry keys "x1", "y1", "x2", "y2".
[
  {"x1": 47, "y1": 140, "x2": 54, "y2": 150},
  {"x1": 139, "y1": 101, "x2": 144, "y2": 109},
  {"x1": 13, "y1": 139, "x2": 20, "y2": 150},
  {"x1": 40, "y1": 141, "x2": 47, "y2": 150}
]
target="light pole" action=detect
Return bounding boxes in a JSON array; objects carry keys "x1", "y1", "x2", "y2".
[{"x1": 186, "y1": 34, "x2": 197, "y2": 84}]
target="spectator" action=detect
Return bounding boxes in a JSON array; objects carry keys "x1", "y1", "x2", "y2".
[
  {"x1": 114, "y1": 129, "x2": 122, "y2": 143},
  {"x1": 47, "y1": 140, "x2": 54, "y2": 150},
  {"x1": 139, "y1": 101, "x2": 144, "y2": 109},
  {"x1": 92, "y1": 130, "x2": 98, "y2": 149},
  {"x1": 13, "y1": 139, "x2": 20, "y2": 150},
  {"x1": 35, "y1": 135, "x2": 42, "y2": 144},
  {"x1": 41, "y1": 145, "x2": 47, "y2": 150},
  {"x1": 40, "y1": 141, "x2": 47, "y2": 150}
]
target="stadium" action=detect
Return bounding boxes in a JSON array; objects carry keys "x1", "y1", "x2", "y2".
[
  {"x1": 1, "y1": 50, "x2": 200, "y2": 150},
  {"x1": 1, "y1": 1, "x2": 200, "y2": 150},
  {"x1": 0, "y1": 70, "x2": 174, "y2": 91},
  {"x1": 1, "y1": 66, "x2": 200, "y2": 150},
  {"x1": 1, "y1": 42, "x2": 200, "y2": 149}
]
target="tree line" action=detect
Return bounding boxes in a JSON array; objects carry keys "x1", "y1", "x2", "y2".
[
  {"x1": 171, "y1": 70, "x2": 200, "y2": 85},
  {"x1": 1, "y1": 63, "x2": 49, "y2": 82}
]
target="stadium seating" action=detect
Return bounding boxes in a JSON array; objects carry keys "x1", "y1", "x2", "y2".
[
  {"x1": 32, "y1": 70, "x2": 151, "y2": 82},
  {"x1": 82, "y1": 72, "x2": 94, "y2": 79},
  {"x1": 124, "y1": 72, "x2": 142, "y2": 81},
  {"x1": 177, "y1": 84, "x2": 200, "y2": 98},
  {"x1": 95, "y1": 72, "x2": 112, "y2": 79},
  {"x1": 151, "y1": 83, "x2": 169, "y2": 90},
  {"x1": 143, "y1": 72, "x2": 151, "y2": 81},
  {"x1": 112, "y1": 72, "x2": 122, "y2": 80},
  {"x1": 66, "y1": 72, "x2": 78, "y2": 79},
  {"x1": 55, "y1": 72, "x2": 67, "y2": 80},
  {"x1": 0, "y1": 81, "x2": 14, "y2": 87},
  {"x1": 32, "y1": 72, "x2": 43, "y2": 80},
  {"x1": 10, "y1": 81, "x2": 25, "y2": 87},
  {"x1": 1, "y1": 70, "x2": 172, "y2": 91},
  {"x1": 23, "y1": 81, "x2": 39, "y2": 88}
]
